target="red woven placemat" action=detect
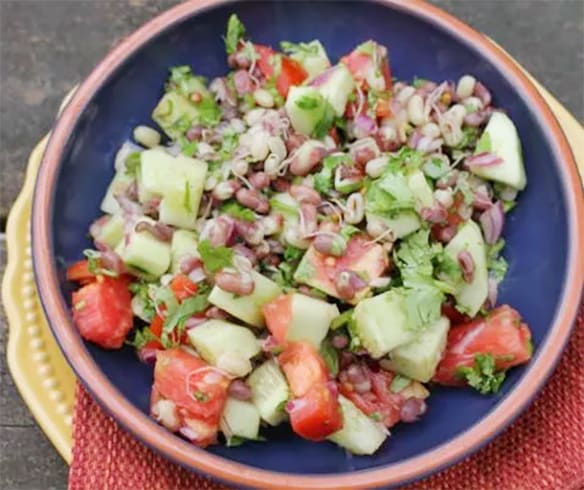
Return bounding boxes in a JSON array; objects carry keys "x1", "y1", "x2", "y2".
[{"x1": 69, "y1": 304, "x2": 584, "y2": 490}]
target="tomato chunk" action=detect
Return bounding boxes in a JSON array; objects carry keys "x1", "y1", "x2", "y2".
[
  {"x1": 279, "y1": 341, "x2": 328, "y2": 397},
  {"x1": 434, "y1": 305, "x2": 533, "y2": 386},
  {"x1": 153, "y1": 349, "x2": 230, "y2": 447},
  {"x1": 66, "y1": 259, "x2": 94, "y2": 283},
  {"x1": 71, "y1": 275, "x2": 133, "y2": 349},
  {"x1": 287, "y1": 384, "x2": 343, "y2": 441},
  {"x1": 262, "y1": 294, "x2": 293, "y2": 344},
  {"x1": 170, "y1": 274, "x2": 198, "y2": 302},
  {"x1": 254, "y1": 44, "x2": 307, "y2": 97}
]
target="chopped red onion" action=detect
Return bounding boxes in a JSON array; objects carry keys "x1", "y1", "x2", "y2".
[
  {"x1": 464, "y1": 110, "x2": 489, "y2": 127},
  {"x1": 347, "y1": 364, "x2": 370, "y2": 393},
  {"x1": 115, "y1": 194, "x2": 142, "y2": 216},
  {"x1": 487, "y1": 277, "x2": 499, "y2": 308},
  {"x1": 187, "y1": 267, "x2": 206, "y2": 284},
  {"x1": 466, "y1": 152, "x2": 503, "y2": 168},
  {"x1": 184, "y1": 316, "x2": 207, "y2": 329},
  {"x1": 138, "y1": 347, "x2": 158, "y2": 364},
  {"x1": 179, "y1": 426, "x2": 200, "y2": 441},
  {"x1": 89, "y1": 215, "x2": 109, "y2": 239},
  {"x1": 309, "y1": 66, "x2": 335, "y2": 88},
  {"x1": 134, "y1": 221, "x2": 174, "y2": 242},
  {"x1": 205, "y1": 306, "x2": 229, "y2": 320},
  {"x1": 348, "y1": 271, "x2": 368, "y2": 292},
  {"x1": 473, "y1": 190, "x2": 493, "y2": 210},
  {"x1": 100, "y1": 248, "x2": 126, "y2": 275},
  {"x1": 400, "y1": 398, "x2": 427, "y2": 423},
  {"x1": 261, "y1": 335, "x2": 281, "y2": 353},
  {"x1": 228, "y1": 380, "x2": 252, "y2": 401},
  {"x1": 408, "y1": 128, "x2": 423, "y2": 149},
  {"x1": 436, "y1": 225, "x2": 457, "y2": 243},
  {"x1": 354, "y1": 114, "x2": 378, "y2": 138},
  {"x1": 420, "y1": 204, "x2": 448, "y2": 224},
  {"x1": 180, "y1": 255, "x2": 202, "y2": 274},
  {"x1": 479, "y1": 201, "x2": 505, "y2": 244},
  {"x1": 457, "y1": 250, "x2": 475, "y2": 283},
  {"x1": 473, "y1": 81, "x2": 492, "y2": 107},
  {"x1": 233, "y1": 69, "x2": 253, "y2": 95}
]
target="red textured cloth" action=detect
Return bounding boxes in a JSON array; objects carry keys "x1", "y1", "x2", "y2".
[{"x1": 69, "y1": 305, "x2": 584, "y2": 490}]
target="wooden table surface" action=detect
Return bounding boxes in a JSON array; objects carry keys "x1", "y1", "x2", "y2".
[{"x1": 0, "y1": 1, "x2": 582, "y2": 488}]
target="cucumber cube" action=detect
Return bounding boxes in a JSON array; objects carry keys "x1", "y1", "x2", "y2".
[
  {"x1": 152, "y1": 91, "x2": 200, "y2": 140},
  {"x1": 220, "y1": 398, "x2": 261, "y2": 441},
  {"x1": 208, "y1": 271, "x2": 282, "y2": 328},
  {"x1": 188, "y1": 320, "x2": 260, "y2": 376},
  {"x1": 285, "y1": 86, "x2": 327, "y2": 137},
  {"x1": 170, "y1": 230, "x2": 199, "y2": 274},
  {"x1": 328, "y1": 395, "x2": 387, "y2": 455},
  {"x1": 386, "y1": 316, "x2": 450, "y2": 382},
  {"x1": 100, "y1": 171, "x2": 134, "y2": 215},
  {"x1": 353, "y1": 290, "x2": 416, "y2": 358},
  {"x1": 247, "y1": 360, "x2": 289, "y2": 426},
  {"x1": 94, "y1": 214, "x2": 124, "y2": 249},
  {"x1": 445, "y1": 221, "x2": 488, "y2": 317},
  {"x1": 366, "y1": 211, "x2": 421, "y2": 239}
]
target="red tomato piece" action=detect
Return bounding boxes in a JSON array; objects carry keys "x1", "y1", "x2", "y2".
[
  {"x1": 66, "y1": 259, "x2": 94, "y2": 284},
  {"x1": 441, "y1": 301, "x2": 472, "y2": 326},
  {"x1": 262, "y1": 294, "x2": 293, "y2": 344},
  {"x1": 71, "y1": 275, "x2": 133, "y2": 349},
  {"x1": 339, "y1": 368, "x2": 404, "y2": 428},
  {"x1": 170, "y1": 274, "x2": 198, "y2": 302},
  {"x1": 433, "y1": 305, "x2": 533, "y2": 386},
  {"x1": 254, "y1": 44, "x2": 307, "y2": 97},
  {"x1": 153, "y1": 349, "x2": 230, "y2": 447},
  {"x1": 142, "y1": 314, "x2": 164, "y2": 350},
  {"x1": 340, "y1": 45, "x2": 392, "y2": 91},
  {"x1": 279, "y1": 341, "x2": 328, "y2": 397},
  {"x1": 287, "y1": 384, "x2": 343, "y2": 441}
]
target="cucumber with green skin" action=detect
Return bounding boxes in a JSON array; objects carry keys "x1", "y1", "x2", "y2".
[
  {"x1": 353, "y1": 290, "x2": 417, "y2": 358},
  {"x1": 187, "y1": 320, "x2": 260, "y2": 376},
  {"x1": 247, "y1": 360, "x2": 289, "y2": 426},
  {"x1": 208, "y1": 271, "x2": 282, "y2": 328},
  {"x1": 152, "y1": 91, "x2": 201, "y2": 140},
  {"x1": 285, "y1": 86, "x2": 327, "y2": 136},
  {"x1": 115, "y1": 217, "x2": 171, "y2": 279},
  {"x1": 407, "y1": 170, "x2": 434, "y2": 211},
  {"x1": 385, "y1": 316, "x2": 450, "y2": 382},
  {"x1": 327, "y1": 395, "x2": 387, "y2": 455},
  {"x1": 445, "y1": 221, "x2": 489, "y2": 317},
  {"x1": 470, "y1": 111, "x2": 527, "y2": 190},
  {"x1": 220, "y1": 397, "x2": 261, "y2": 441}
]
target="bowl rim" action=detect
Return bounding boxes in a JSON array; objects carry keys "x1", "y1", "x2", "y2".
[{"x1": 32, "y1": 0, "x2": 584, "y2": 488}]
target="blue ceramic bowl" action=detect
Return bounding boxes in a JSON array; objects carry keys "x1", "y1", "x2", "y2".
[{"x1": 33, "y1": 0, "x2": 583, "y2": 488}]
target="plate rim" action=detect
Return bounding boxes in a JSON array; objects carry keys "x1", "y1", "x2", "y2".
[{"x1": 29, "y1": 0, "x2": 584, "y2": 488}]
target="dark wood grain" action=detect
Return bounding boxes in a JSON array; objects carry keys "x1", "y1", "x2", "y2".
[{"x1": 0, "y1": 1, "x2": 582, "y2": 488}]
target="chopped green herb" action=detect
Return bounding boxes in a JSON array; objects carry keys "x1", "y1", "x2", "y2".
[
  {"x1": 82, "y1": 249, "x2": 118, "y2": 277},
  {"x1": 127, "y1": 327, "x2": 159, "y2": 349},
  {"x1": 124, "y1": 152, "x2": 141, "y2": 176},
  {"x1": 280, "y1": 40, "x2": 320, "y2": 56},
  {"x1": 458, "y1": 353, "x2": 506, "y2": 395},
  {"x1": 390, "y1": 374, "x2": 412, "y2": 393},
  {"x1": 226, "y1": 436, "x2": 245, "y2": 447},
  {"x1": 312, "y1": 101, "x2": 336, "y2": 139},
  {"x1": 487, "y1": 239, "x2": 508, "y2": 283},
  {"x1": 295, "y1": 95, "x2": 320, "y2": 110},
  {"x1": 198, "y1": 240, "x2": 234, "y2": 273},
  {"x1": 221, "y1": 201, "x2": 256, "y2": 222},
  {"x1": 369, "y1": 411, "x2": 383, "y2": 422},
  {"x1": 193, "y1": 390, "x2": 209, "y2": 402},
  {"x1": 271, "y1": 262, "x2": 296, "y2": 291},
  {"x1": 129, "y1": 281, "x2": 156, "y2": 322},
  {"x1": 320, "y1": 340, "x2": 339, "y2": 376},
  {"x1": 412, "y1": 76, "x2": 429, "y2": 89},
  {"x1": 196, "y1": 96, "x2": 221, "y2": 127},
  {"x1": 283, "y1": 245, "x2": 304, "y2": 262},
  {"x1": 180, "y1": 138, "x2": 198, "y2": 157},
  {"x1": 313, "y1": 153, "x2": 351, "y2": 194},
  {"x1": 331, "y1": 308, "x2": 354, "y2": 330},
  {"x1": 225, "y1": 14, "x2": 246, "y2": 55},
  {"x1": 162, "y1": 290, "x2": 210, "y2": 348},
  {"x1": 422, "y1": 157, "x2": 450, "y2": 180}
]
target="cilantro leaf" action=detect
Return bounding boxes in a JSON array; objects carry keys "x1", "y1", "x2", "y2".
[
  {"x1": 198, "y1": 240, "x2": 234, "y2": 273},
  {"x1": 422, "y1": 157, "x2": 450, "y2": 180},
  {"x1": 331, "y1": 309, "x2": 354, "y2": 330},
  {"x1": 458, "y1": 353, "x2": 506, "y2": 394},
  {"x1": 221, "y1": 201, "x2": 256, "y2": 222},
  {"x1": 82, "y1": 249, "x2": 118, "y2": 278},
  {"x1": 295, "y1": 95, "x2": 320, "y2": 110},
  {"x1": 401, "y1": 286, "x2": 443, "y2": 330},
  {"x1": 312, "y1": 101, "x2": 336, "y2": 139},
  {"x1": 271, "y1": 262, "x2": 296, "y2": 291},
  {"x1": 412, "y1": 76, "x2": 429, "y2": 89},
  {"x1": 161, "y1": 291, "x2": 209, "y2": 348},
  {"x1": 487, "y1": 239, "x2": 508, "y2": 283},
  {"x1": 225, "y1": 14, "x2": 246, "y2": 55},
  {"x1": 320, "y1": 340, "x2": 339, "y2": 376},
  {"x1": 313, "y1": 153, "x2": 351, "y2": 194},
  {"x1": 196, "y1": 96, "x2": 221, "y2": 127},
  {"x1": 339, "y1": 225, "x2": 360, "y2": 241},
  {"x1": 283, "y1": 245, "x2": 304, "y2": 262},
  {"x1": 129, "y1": 281, "x2": 156, "y2": 322},
  {"x1": 127, "y1": 327, "x2": 159, "y2": 349}
]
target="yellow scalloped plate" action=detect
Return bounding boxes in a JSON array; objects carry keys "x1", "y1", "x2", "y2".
[{"x1": 3, "y1": 59, "x2": 583, "y2": 465}]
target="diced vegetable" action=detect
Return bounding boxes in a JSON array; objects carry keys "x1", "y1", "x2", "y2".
[
  {"x1": 311, "y1": 64, "x2": 355, "y2": 117},
  {"x1": 100, "y1": 171, "x2": 134, "y2": 215},
  {"x1": 208, "y1": 271, "x2": 282, "y2": 327},
  {"x1": 220, "y1": 397, "x2": 261, "y2": 441},
  {"x1": 170, "y1": 230, "x2": 199, "y2": 274},
  {"x1": 285, "y1": 86, "x2": 328, "y2": 136},
  {"x1": 247, "y1": 359, "x2": 290, "y2": 426}
]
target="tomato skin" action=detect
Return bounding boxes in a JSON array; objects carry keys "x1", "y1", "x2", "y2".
[
  {"x1": 66, "y1": 260, "x2": 94, "y2": 284},
  {"x1": 340, "y1": 368, "x2": 403, "y2": 428},
  {"x1": 262, "y1": 294, "x2": 293, "y2": 345},
  {"x1": 340, "y1": 46, "x2": 393, "y2": 91},
  {"x1": 288, "y1": 384, "x2": 343, "y2": 441},
  {"x1": 279, "y1": 341, "x2": 328, "y2": 397},
  {"x1": 143, "y1": 314, "x2": 164, "y2": 350},
  {"x1": 153, "y1": 349, "x2": 229, "y2": 446},
  {"x1": 170, "y1": 274, "x2": 198, "y2": 302},
  {"x1": 433, "y1": 305, "x2": 533, "y2": 386},
  {"x1": 254, "y1": 44, "x2": 307, "y2": 97},
  {"x1": 279, "y1": 341, "x2": 343, "y2": 440},
  {"x1": 71, "y1": 275, "x2": 133, "y2": 349}
]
